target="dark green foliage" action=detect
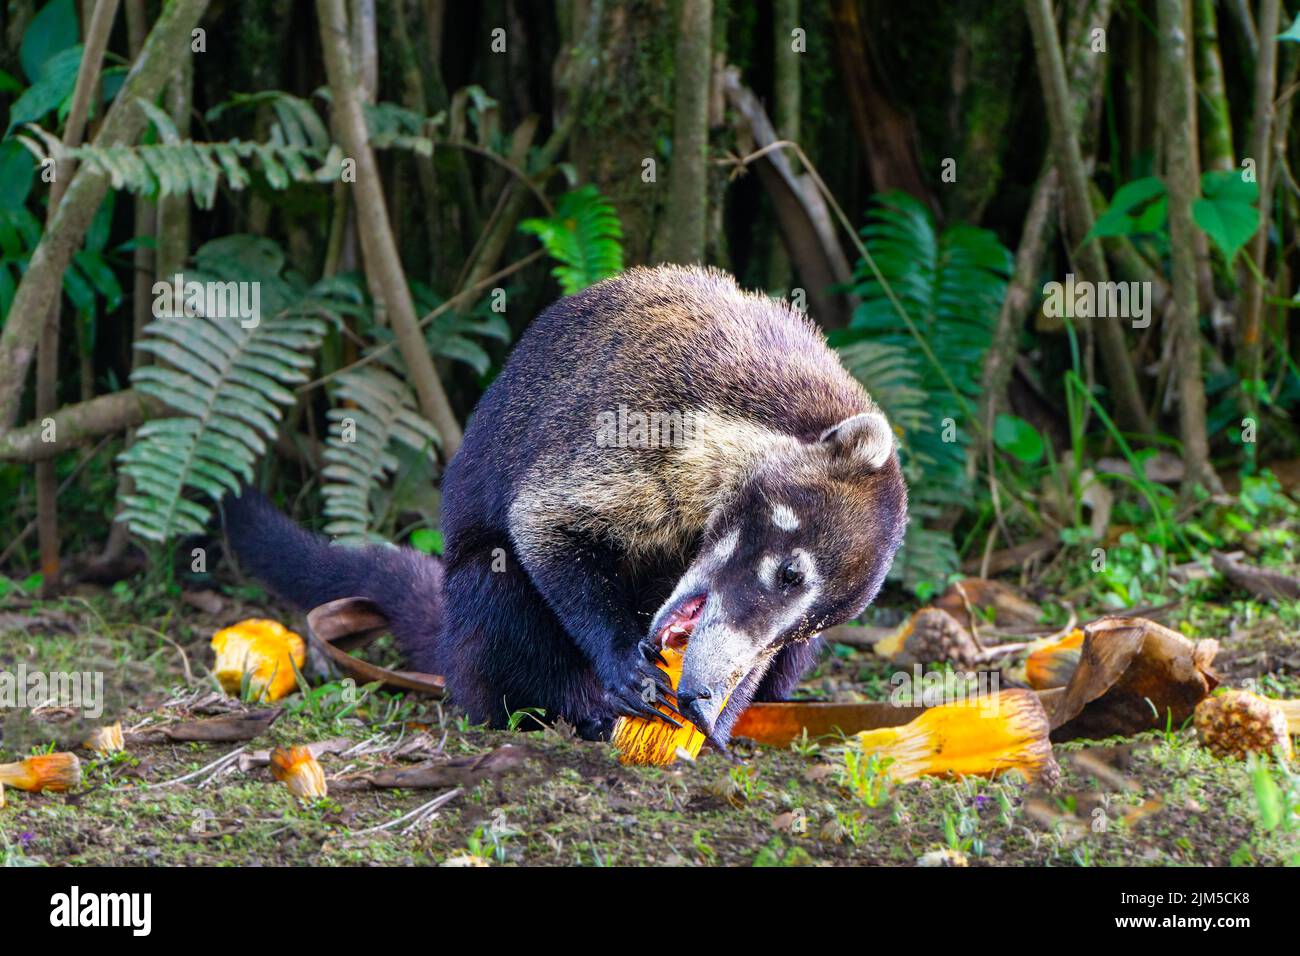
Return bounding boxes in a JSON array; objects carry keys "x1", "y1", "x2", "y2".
[{"x1": 835, "y1": 191, "x2": 1012, "y2": 593}]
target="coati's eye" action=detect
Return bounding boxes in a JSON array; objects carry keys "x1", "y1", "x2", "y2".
[{"x1": 779, "y1": 559, "x2": 805, "y2": 587}]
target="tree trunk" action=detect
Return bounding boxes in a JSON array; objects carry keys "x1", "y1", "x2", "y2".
[
  {"x1": 1158, "y1": 0, "x2": 1217, "y2": 494},
  {"x1": 766, "y1": 0, "x2": 799, "y2": 289},
  {"x1": 1193, "y1": 0, "x2": 1234, "y2": 172},
  {"x1": 568, "y1": 0, "x2": 672, "y2": 266},
  {"x1": 316, "y1": 0, "x2": 463, "y2": 456},
  {"x1": 1240, "y1": 0, "x2": 1279, "y2": 410},
  {"x1": 975, "y1": 0, "x2": 1117, "y2": 468},
  {"x1": 99, "y1": 0, "x2": 154, "y2": 565},
  {"x1": 829, "y1": 0, "x2": 932, "y2": 206},
  {"x1": 662, "y1": 0, "x2": 712, "y2": 264},
  {"x1": 36, "y1": 0, "x2": 120, "y2": 594},
  {"x1": 1024, "y1": 0, "x2": 1151, "y2": 434}
]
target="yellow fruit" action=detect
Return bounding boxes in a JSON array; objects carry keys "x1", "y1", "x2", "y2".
[
  {"x1": 270, "y1": 746, "x2": 328, "y2": 799},
  {"x1": 611, "y1": 646, "x2": 707, "y2": 766},
  {"x1": 0, "y1": 753, "x2": 82, "y2": 793},
  {"x1": 211, "y1": 618, "x2": 306, "y2": 702},
  {"x1": 847, "y1": 689, "x2": 1057, "y2": 784}
]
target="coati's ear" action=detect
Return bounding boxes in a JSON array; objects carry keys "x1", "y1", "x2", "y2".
[{"x1": 819, "y1": 412, "x2": 895, "y2": 470}]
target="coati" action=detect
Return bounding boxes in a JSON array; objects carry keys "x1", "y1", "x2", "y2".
[{"x1": 225, "y1": 265, "x2": 908, "y2": 749}]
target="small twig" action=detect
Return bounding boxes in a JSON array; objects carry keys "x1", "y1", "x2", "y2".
[
  {"x1": 146, "y1": 746, "x2": 247, "y2": 789},
  {"x1": 359, "y1": 786, "x2": 462, "y2": 835}
]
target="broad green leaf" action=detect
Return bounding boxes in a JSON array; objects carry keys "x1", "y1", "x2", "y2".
[
  {"x1": 0, "y1": 140, "x2": 36, "y2": 210},
  {"x1": 409, "y1": 528, "x2": 444, "y2": 555},
  {"x1": 20, "y1": 0, "x2": 78, "y2": 83},
  {"x1": 1086, "y1": 176, "x2": 1166, "y2": 240},
  {"x1": 6, "y1": 44, "x2": 81, "y2": 134},
  {"x1": 1193, "y1": 171, "x2": 1259, "y2": 263},
  {"x1": 993, "y1": 413, "x2": 1046, "y2": 465}
]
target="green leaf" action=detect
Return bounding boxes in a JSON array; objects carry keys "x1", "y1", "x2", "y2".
[
  {"x1": 1193, "y1": 170, "x2": 1259, "y2": 264},
  {"x1": 0, "y1": 140, "x2": 36, "y2": 210},
  {"x1": 409, "y1": 528, "x2": 444, "y2": 555},
  {"x1": 20, "y1": 0, "x2": 78, "y2": 83},
  {"x1": 1085, "y1": 177, "x2": 1166, "y2": 240},
  {"x1": 1279, "y1": 13, "x2": 1300, "y2": 43},
  {"x1": 6, "y1": 43, "x2": 81, "y2": 134},
  {"x1": 1252, "y1": 764, "x2": 1283, "y2": 830},
  {"x1": 993, "y1": 413, "x2": 1046, "y2": 465}
]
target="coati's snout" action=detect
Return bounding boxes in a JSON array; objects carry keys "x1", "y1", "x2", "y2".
[{"x1": 648, "y1": 411, "x2": 910, "y2": 743}]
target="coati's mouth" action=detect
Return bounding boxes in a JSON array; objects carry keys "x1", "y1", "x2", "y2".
[{"x1": 657, "y1": 593, "x2": 707, "y2": 650}]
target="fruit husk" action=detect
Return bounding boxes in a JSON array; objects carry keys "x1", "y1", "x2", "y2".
[
  {"x1": 847, "y1": 689, "x2": 1058, "y2": 784},
  {"x1": 0, "y1": 752, "x2": 82, "y2": 793},
  {"x1": 1024, "y1": 628, "x2": 1084, "y2": 690},
  {"x1": 270, "y1": 745, "x2": 328, "y2": 799},
  {"x1": 1045, "y1": 616, "x2": 1219, "y2": 742},
  {"x1": 733, "y1": 701, "x2": 927, "y2": 744}
]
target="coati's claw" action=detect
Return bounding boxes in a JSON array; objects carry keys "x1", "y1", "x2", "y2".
[
  {"x1": 638, "y1": 637, "x2": 669, "y2": 668},
  {"x1": 615, "y1": 690, "x2": 683, "y2": 729}
]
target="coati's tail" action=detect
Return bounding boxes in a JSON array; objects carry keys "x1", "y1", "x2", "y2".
[{"x1": 222, "y1": 489, "x2": 444, "y2": 673}]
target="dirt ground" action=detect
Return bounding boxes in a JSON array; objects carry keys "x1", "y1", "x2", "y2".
[{"x1": 2, "y1": 574, "x2": 1298, "y2": 868}]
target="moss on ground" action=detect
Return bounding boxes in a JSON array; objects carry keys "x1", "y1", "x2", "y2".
[{"x1": 1, "y1": 587, "x2": 1298, "y2": 867}]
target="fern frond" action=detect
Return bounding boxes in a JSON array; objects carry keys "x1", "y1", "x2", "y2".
[
  {"x1": 322, "y1": 367, "x2": 440, "y2": 544},
  {"x1": 115, "y1": 237, "x2": 345, "y2": 542},
  {"x1": 18, "y1": 100, "x2": 331, "y2": 209},
  {"x1": 519, "y1": 185, "x2": 624, "y2": 294},
  {"x1": 838, "y1": 192, "x2": 1013, "y2": 594}
]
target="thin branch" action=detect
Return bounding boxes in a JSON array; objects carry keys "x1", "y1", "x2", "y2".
[
  {"x1": 316, "y1": 0, "x2": 463, "y2": 456},
  {"x1": 0, "y1": 391, "x2": 160, "y2": 463}
]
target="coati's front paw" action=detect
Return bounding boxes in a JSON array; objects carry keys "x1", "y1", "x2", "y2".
[{"x1": 603, "y1": 649, "x2": 683, "y2": 727}]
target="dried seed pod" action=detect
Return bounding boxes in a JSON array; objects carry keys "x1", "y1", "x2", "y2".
[
  {"x1": 1194, "y1": 690, "x2": 1293, "y2": 761},
  {"x1": 270, "y1": 746, "x2": 328, "y2": 799},
  {"x1": 211, "y1": 619, "x2": 306, "y2": 702}
]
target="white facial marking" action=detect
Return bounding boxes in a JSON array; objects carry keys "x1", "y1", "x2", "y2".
[
  {"x1": 771, "y1": 504, "x2": 800, "y2": 531},
  {"x1": 758, "y1": 554, "x2": 779, "y2": 588},
  {"x1": 712, "y1": 530, "x2": 740, "y2": 561}
]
